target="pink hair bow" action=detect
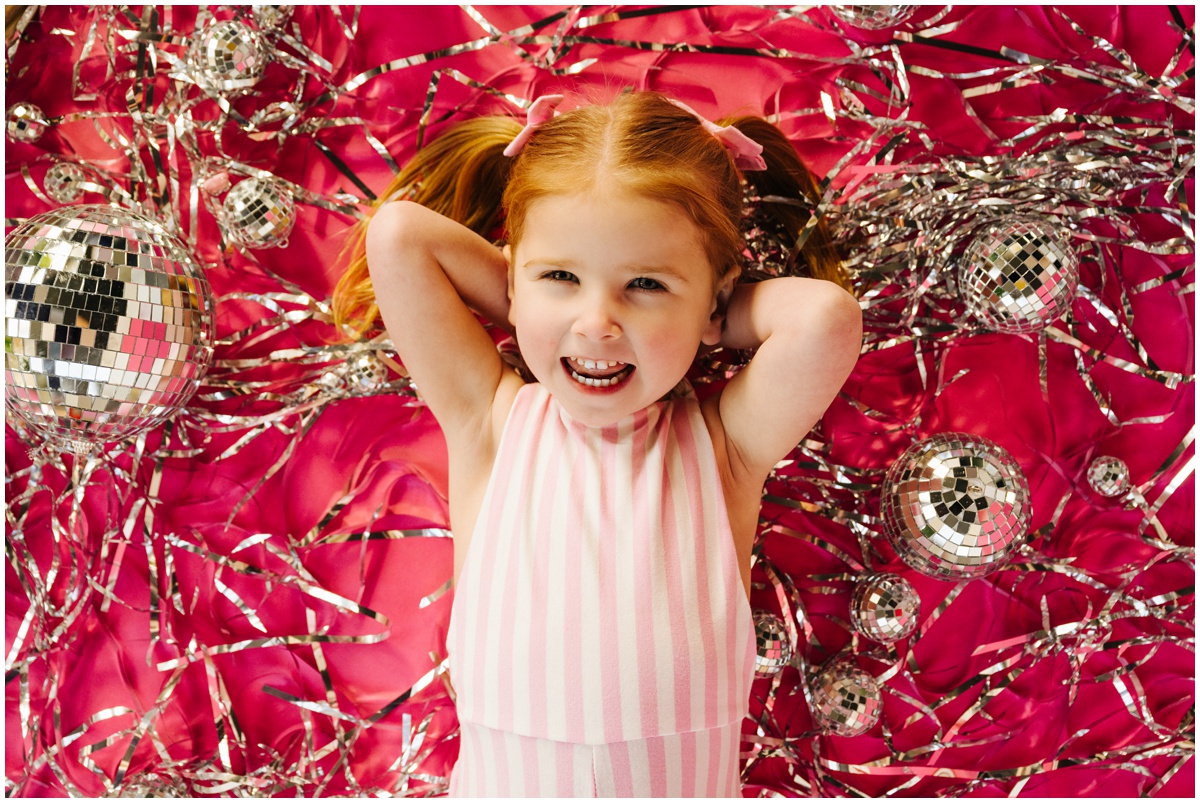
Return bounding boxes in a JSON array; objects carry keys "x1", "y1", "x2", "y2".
[
  {"x1": 503, "y1": 94, "x2": 566, "y2": 157},
  {"x1": 667, "y1": 98, "x2": 767, "y2": 172}
]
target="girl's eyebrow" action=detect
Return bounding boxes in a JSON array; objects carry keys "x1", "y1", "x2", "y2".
[{"x1": 522, "y1": 258, "x2": 576, "y2": 270}]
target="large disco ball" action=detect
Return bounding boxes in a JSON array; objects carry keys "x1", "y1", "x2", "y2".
[
  {"x1": 5, "y1": 205, "x2": 214, "y2": 454},
  {"x1": 850, "y1": 573, "x2": 920, "y2": 643},
  {"x1": 958, "y1": 216, "x2": 1080, "y2": 334},
  {"x1": 831, "y1": 5, "x2": 917, "y2": 30},
  {"x1": 753, "y1": 610, "x2": 793, "y2": 678},
  {"x1": 810, "y1": 661, "x2": 882, "y2": 737},
  {"x1": 219, "y1": 176, "x2": 297, "y2": 249},
  {"x1": 880, "y1": 433, "x2": 1032, "y2": 580},
  {"x1": 189, "y1": 19, "x2": 267, "y2": 93}
]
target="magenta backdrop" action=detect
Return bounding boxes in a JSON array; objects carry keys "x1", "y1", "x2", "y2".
[{"x1": 5, "y1": 5, "x2": 1194, "y2": 797}]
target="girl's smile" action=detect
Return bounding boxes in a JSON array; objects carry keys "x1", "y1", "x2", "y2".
[
  {"x1": 506, "y1": 188, "x2": 726, "y2": 427},
  {"x1": 562, "y1": 357, "x2": 635, "y2": 389}
]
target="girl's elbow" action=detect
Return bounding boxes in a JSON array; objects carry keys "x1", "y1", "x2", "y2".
[
  {"x1": 365, "y1": 201, "x2": 429, "y2": 272},
  {"x1": 819, "y1": 283, "x2": 863, "y2": 365}
]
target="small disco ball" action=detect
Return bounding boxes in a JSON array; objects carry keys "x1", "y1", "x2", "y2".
[
  {"x1": 881, "y1": 433, "x2": 1032, "y2": 581},
  {"x1": 1086, "y1": 455, "x2": 1131, "y2": 498},
  {"x1": 959, "y1": 216, "x2": 1080, "y2": 335},
  {"x1": 252, "y1": 5, "x2": 295, "y2": 29},
  {"x1": 189, "y1": 19, "x2": 267, "y2": 93},
  {"x1": 851, "y1": 573, "x2": 920, "y2": 643},
  {"x1": 810, "y1": 661, "x2": 882, "y2": 737},
  {"x1": 831, "y1": 5, "x2": 917, "y2": 30},
  {"x1": 343, "y1": 351, "x2": 390, "y2": 393},
  {"x1": 753, "y1": 610, "x2": 793, "y2": 678},
  {"x1": 5, "y1": 205, "x2": 214, "y2": 454},
  {"x1": 44, "y1": 162, "x2": 87, "y2": 204},
  {"x1": 219, "y1": 176, "x2": 296, "y2": 249},
  {"x1": 6, "y1": 102, "x2": 49, "y2": 143}
]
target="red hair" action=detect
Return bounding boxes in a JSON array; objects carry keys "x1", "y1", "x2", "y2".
[{"x1": 332, "y1": 92, "x2": 845, "y2": 340}]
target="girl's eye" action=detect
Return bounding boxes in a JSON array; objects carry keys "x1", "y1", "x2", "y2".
[
  {"x1": 629, "y1": 277, "x2": 665, "y2": 292},
  {"x1": 541, "y1": 270, "x2": 577, "y2": 283}
]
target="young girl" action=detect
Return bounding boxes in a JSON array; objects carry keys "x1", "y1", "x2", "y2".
[{"x1": 333, "y1": 92, "x2": 861, "y2": 797}]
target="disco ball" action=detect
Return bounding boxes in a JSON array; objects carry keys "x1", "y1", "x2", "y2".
[
  {"x1": 189, "y1": 19, "x2": 267, "y2": 93},
  {"x1": 343, "y1": 351, "x2": 390, "y2": 393},
  {"x1": 753, "y1": 610, "x2": 793, "y2": 678},
  {"x1": 959, "y1": 216, "x2": 1080, "y2": 334},
  {"x1": 252, "y1": 5, "x2": 295, "y2": 29},
  {"x1": 219, "y1": 176, "x2": 296, "y2": 249},
  {"x1": 880, "y1": 433, "x2": 1032, "y2": 580},
  {"x1": 1087, "y1": 455, "x2": 1131, "y2": 498},
  {"x1": 810, "y1": 661, "x2": 882, "y2": 737},
  {"x1": 5, "y1": 205, "x2": 214, "y2": 454},
  {"x1": 831, "y1": 5, "x2": 917, "y2": 30},
  {"x1": 851, "y1": 573, "x2": 920, "y2": 643},
  {"x1": 6, "y1": 102, "x2": 49, "y2": 143},
  {"x1": 43, "y1": 162, "x2": 87, "y2": 204}
]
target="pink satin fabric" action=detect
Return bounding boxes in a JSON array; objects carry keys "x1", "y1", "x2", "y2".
[{"x1": 4, "y1": 4, "x2": 1192, "y2": 798}]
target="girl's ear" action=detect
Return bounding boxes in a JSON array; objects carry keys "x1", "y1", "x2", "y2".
[{"x1": 701, "y1": 274, "x2": 737, "y2": 347}]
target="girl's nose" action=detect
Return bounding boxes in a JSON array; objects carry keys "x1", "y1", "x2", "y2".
[{"x1": 571, "y1": 296, "x2": 622, "y2": 340}]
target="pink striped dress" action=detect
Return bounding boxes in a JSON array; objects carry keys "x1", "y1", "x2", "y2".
[{"x1": 445, "y1": 382, "x2": 755, "y2": 797}]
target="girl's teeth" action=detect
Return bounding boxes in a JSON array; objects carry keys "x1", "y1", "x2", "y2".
[
  {"x1": 580, "y1": 359, "x2": 620, "y2": 370},
  {"x1": 566, "y1": 360, "x2": 631, "y2": 387},
  {"x1": 570, "y1": 369, "x2": 622, "y2": 387}
]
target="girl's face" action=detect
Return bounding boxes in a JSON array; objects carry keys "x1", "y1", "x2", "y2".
[{"x1": 506, "y1": 189, "x2": 727, "y2": 428}]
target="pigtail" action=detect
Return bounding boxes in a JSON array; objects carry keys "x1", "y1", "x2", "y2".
[
  {"x1": 721, "y1": 117, "x2": 850, "y2": 292},
  {"x1": 331, "y1": 115, "x2": 524, "y2": 340}
]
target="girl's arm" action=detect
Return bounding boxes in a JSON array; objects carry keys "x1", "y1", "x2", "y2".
[
  {"x1": 366, "y1": 200, "x2": 514, "y2": 442},
  {"x1": 714, "y1": 277, "x2": 862, "y2": 484}
]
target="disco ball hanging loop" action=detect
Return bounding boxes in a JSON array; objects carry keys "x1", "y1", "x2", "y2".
[
  {"x1": 959, "y1": 215, "x2": 1080, "y2": 334},
  {"x1": 880, "y1": 432, "x2": 1032, "y2": 580},
  {"x1": 4, "y1": 205, "x2": 214, "y2": 454}
]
